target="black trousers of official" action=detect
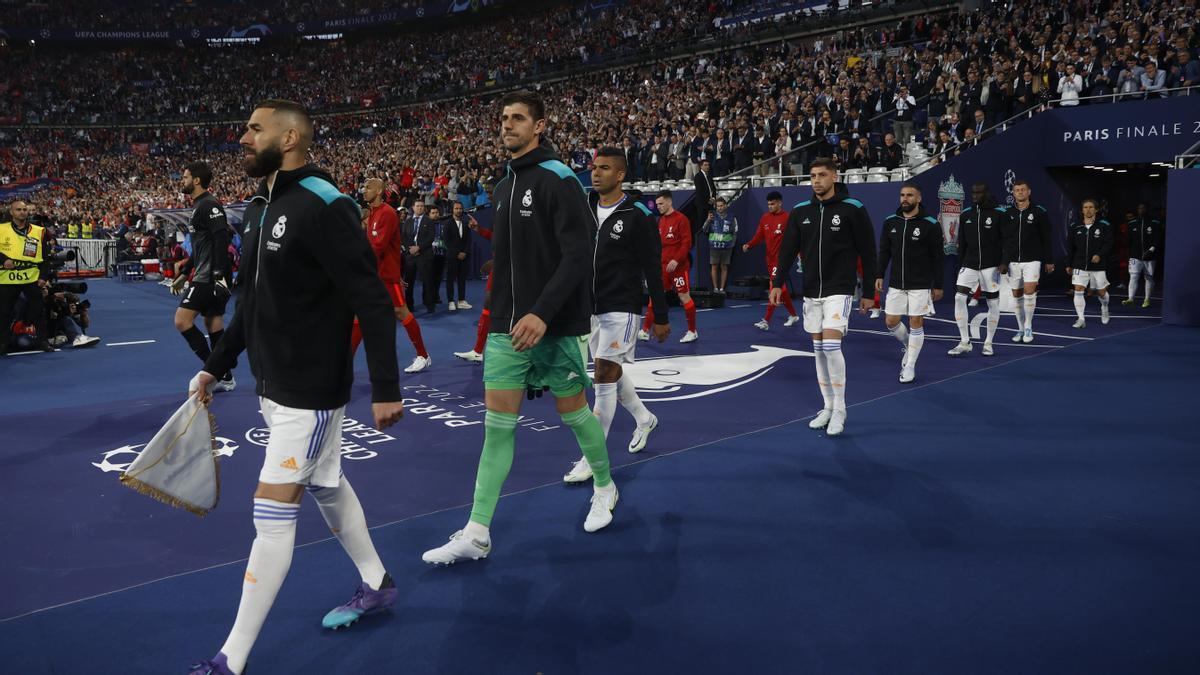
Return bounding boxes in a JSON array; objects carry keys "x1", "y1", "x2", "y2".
[
  {"x1": 444, "y1": 255, "x2": 468, "y2": 303},
  {"x1": 403, "y1": 254, "x2": 421, "y2": 308},
  {"x1": 0, "y1": 282, "x2": 47, "y2": 353},
  {"x1": 425, "y1": 256, "x2": 445, "y2": 311}
]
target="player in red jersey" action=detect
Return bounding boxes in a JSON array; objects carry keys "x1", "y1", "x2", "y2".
[
  {"x1": 352, "y1": 178, "x2": 431, "y2": 373},
  {"x1": 640, "y1": 190, "x2": 697, "y2": 343},
  {"x1": 454, "y1": 219, "x2": 493, "y2": 362},
  {"x1": 743, "y1": 191, "x2": 800, "y2": 330}
]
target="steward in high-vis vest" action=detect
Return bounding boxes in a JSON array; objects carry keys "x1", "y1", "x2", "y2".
[
  {"x1": 81, "y1": 221, "x2": 94, "y2": 239},
  {"x1": 67, "y1": 222, "x2": 80, "y2": 238},
  {"x1": 0, "y1": 200, "x2": 52, "y2": 355}
]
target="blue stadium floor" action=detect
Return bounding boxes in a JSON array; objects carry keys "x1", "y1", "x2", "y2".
[{"x1": 1, "y1": 278, "x2": 1197, "y2": 673}]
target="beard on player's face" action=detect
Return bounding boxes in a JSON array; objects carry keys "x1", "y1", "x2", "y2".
[{"x1": 243, "y1": 140, "x2": 284, "y2": 178}]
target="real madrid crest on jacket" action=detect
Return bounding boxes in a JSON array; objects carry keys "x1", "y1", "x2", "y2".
[
  {"x1": 588, "y1": 191, "x2": 669, "y2": 322},
  {"x1": 1066, "y1": 218, "x2": 1114, "y2": 270},
  {"x1": 204, "y1": 164, "x2": 400, "y2": 410},
  {"x1": 958, "y1": 192, "x2": 1004, "y2": 270},
  {"x1": 876, "y1": 206, "x2": 944, "y2": 290},
  {"x1": 489, "y1": 141, "x2": 596, "y2": 337},
  {"x1": 771, "y1": 182, "x2": 876, "y2": 298}
]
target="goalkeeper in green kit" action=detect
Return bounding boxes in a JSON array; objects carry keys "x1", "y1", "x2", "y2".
[{"x1": 422, "y1": 90, "x2": 617, "y2": 565}]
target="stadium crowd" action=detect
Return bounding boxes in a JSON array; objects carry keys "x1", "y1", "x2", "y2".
[
  {"x1": 5, "y1": 0, "x2": 458, "y2": 30},
  {"x1": 1, "y1": 0, "x2": 1196, "y2": 233}
]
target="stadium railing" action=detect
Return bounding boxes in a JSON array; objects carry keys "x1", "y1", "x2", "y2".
[{"x1": 908, "y1": 85, "x2": 1200, "y2": 175}]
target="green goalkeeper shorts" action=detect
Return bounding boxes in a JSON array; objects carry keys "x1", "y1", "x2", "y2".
[{"x1": 482, "y1": 333, "x2": 592, "y2": 397}]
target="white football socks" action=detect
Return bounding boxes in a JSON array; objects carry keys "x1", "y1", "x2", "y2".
[
  {"x1": 887, "y1": 321, "x2": 909, "y2": 345},
  {"x1": 812, "y1": 339, "x2": 833, "y2": 410},
  {"x1": 593, "y1": 381, "x2": 618, "y2": 437},
  {"x1": 616, "y1": 373, "x2": 653, "y2": 427},
  {"x1": 1074, "y1": 290, "x2": 1086, "y2": 320},
  {"x1": 823, "y1": 338, "x2": 847, "y2": 412},
  {"x1": 906, "y1": 328, "x2": 925, "y2": 369},
  {"x1": 222, "y1": 499, "x2": 299, "y2": 674},
  {"x1": 985, "y1": 298, "x2": 999, "y2": 344},
  {"x1": 954, "y1": 293, "x2": 970, "y2": 342},
  {"x1": 1024, "y1": 293, "x2": 1037, "y2": 332},
  {"x1": 308, "y1": 477, "x2": 386, "y2": 590},
  {"x1": 1013, "y1": 295, "x2": 1026, "y2": 333},
  {"x1": 1128, "y1": 272, "x2": 1140, "y2": 302}
]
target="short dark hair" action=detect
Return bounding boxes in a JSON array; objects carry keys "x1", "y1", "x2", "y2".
[
  {"x1": 900, "y1": 182, "x2": 922, "y2": 194},
  {"x1": 700, "y1": 158, "x2": 711, "y2": 166},
  {"x1": 184, "y1": 161, "x2": 213, "y2": 189},
  {"x1": 809, "y1": 157, "x2": 837, "y2": 173},
  {"x1": 500, "y1": 89, "x2": 545, "y2": 121},
  {"x1": 714, "y1": 196, "x2": 727, "y2": 205},
  {"x1": 595, "y1": 146, "x2": 627, "y2": 170},
  {"x1": 766, "y1": 191, "x2": 783, "y2": 201},
  {"x1": 1013, "y1": 179, "x2": 1030, "y2": 189},
  {"x1": 657, "y1": 190, "x2": 674, "y2": 200},
  {"x1": 255, "y1": 99, "x2": 313, "y2": 146}
]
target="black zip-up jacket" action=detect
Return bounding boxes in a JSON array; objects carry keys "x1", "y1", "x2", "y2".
[
  {"x1": 490, "y1": 142, "x2": 594, "y2": 336},
  {"x1": 771, "y1": 182, "x2": 876, "y2": 298},
  {"x1": 204, "y1": 165, "x2": 400, "y2": 409},
  {"x1": 182, "y1": 191, "x2": 230, "y2": 284},
  {"x1": 958, "y1": 195, "x2": 1004, "y2": 271},
  {"x1": 1126, "y1": 217, "x2": 1162, "y2": 261},
  {"x1": 999, "y1": 202, "x2": 1051, "y2": 265},
  {"x1": 589, "y1": 191, "x2": 669, "y2": 322},
  {"x1": 1066, "y1": 219, "x2": 1114, "y2": 271},
  {"x1": 876, "y1": 206, "x2": 944, "y2": 291}
]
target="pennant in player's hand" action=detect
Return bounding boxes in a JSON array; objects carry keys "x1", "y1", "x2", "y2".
[{"x1": 119, "y1": 395, "x2": 220, "y2": 516}]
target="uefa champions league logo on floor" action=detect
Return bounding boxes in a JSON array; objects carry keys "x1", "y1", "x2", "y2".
[{"x1": 599, "y1": 345, "x2": 813, "y2": 402}]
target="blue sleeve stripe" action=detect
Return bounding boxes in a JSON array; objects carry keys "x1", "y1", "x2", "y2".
[
  {"x1": 299, "y1": 176, "x2": 350, "y2": 205},
  {"x1": 793, "y1": 200, "x2": 811, "y2": 208},
  {"x1": 538, "y1": 160, "x2": 575, "y2": 179},
  {"x1": 923, "y1": 216, "x2": 939, "y2": 225},
  {"x1": 635, "y1": 202, "x2": 652, "y2": 216},
  {"x1": 843, "y1": 198, "x2": 865, "y2": 208},
  {"x1": 1036, "y1": 205, "x2": 1047, "y2": 212}
]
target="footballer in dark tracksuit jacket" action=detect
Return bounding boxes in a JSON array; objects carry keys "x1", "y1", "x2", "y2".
[
  {"x1": 771, "y1": 182, "x2": 877, "y2": 333},
  {"x1": 955, "y1": 192, "x2": 1005, "y2": 294},
  {"x1": 1125, "y1": 214, "x2": 1161, "y2": 304},
  {"x1": 488, "y1": 141, "x2": 595, "y2": 339},
  {"x1": 999, "y1": 201, "x2": 1052, "y2": 285},
  {"x1": 204, "y1": 164, "x2": 400, "y2": 410},
  {"x1": 1066, "y1": 217, "x2": 1114, "y2": 284},
  {"x1": 179, "y1": 190, "x2": 232, "y2": 314},
  {"x1": 589, "y1": 191, "x2": 670, "y2": 323},
  {"x1": 876, "y1": 205, "x2": 943, "y2": 315}
]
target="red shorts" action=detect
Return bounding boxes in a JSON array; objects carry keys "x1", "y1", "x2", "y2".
[
  {"x1": 662, "y1": 267, "x2": 690, "y2": 295},
  {"x1": 486, "y1": 269, "x2": 493, "y2": 292},
  {"x1": 384, "y1": 281, "x2": 406, "y2": 308}
]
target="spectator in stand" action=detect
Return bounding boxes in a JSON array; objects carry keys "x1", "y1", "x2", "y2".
[
  {"x1": 1057, "y1": 63, "x2": 1084, "y2": 106},
  {"x1": 1140, "y1": 61, "x2": 1168, "y2": 99},
  {"x1": 879, "y1": 133, "x2": 903, "y2": 170},
  {"x1": 891, "y1": 85, "x2": 917, "y2": 148}
]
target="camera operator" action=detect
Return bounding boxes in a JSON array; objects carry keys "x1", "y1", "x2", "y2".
[
  {"x1": 44, "y1": 279, "x2": 100, "y2": 348},
  {"x1": 0, "y1": 200, "x2": 54, "y2": 356}
]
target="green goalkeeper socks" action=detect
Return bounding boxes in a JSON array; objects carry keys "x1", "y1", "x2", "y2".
[
  {"x1": 468, "y1": 411, "x2": 518, "y2": 527},
  {"x1": 562, "y1": 405, "x2": 612, "y2": 488}
]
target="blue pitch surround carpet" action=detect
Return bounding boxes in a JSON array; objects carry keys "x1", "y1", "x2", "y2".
[{"x1": 1, "y1": 279, "x2": 1197, "y2": 673}]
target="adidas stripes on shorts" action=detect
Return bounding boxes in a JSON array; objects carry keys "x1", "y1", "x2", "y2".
[{"x1": 257, "y1": 397, "x2": 345, "y2": 488}]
